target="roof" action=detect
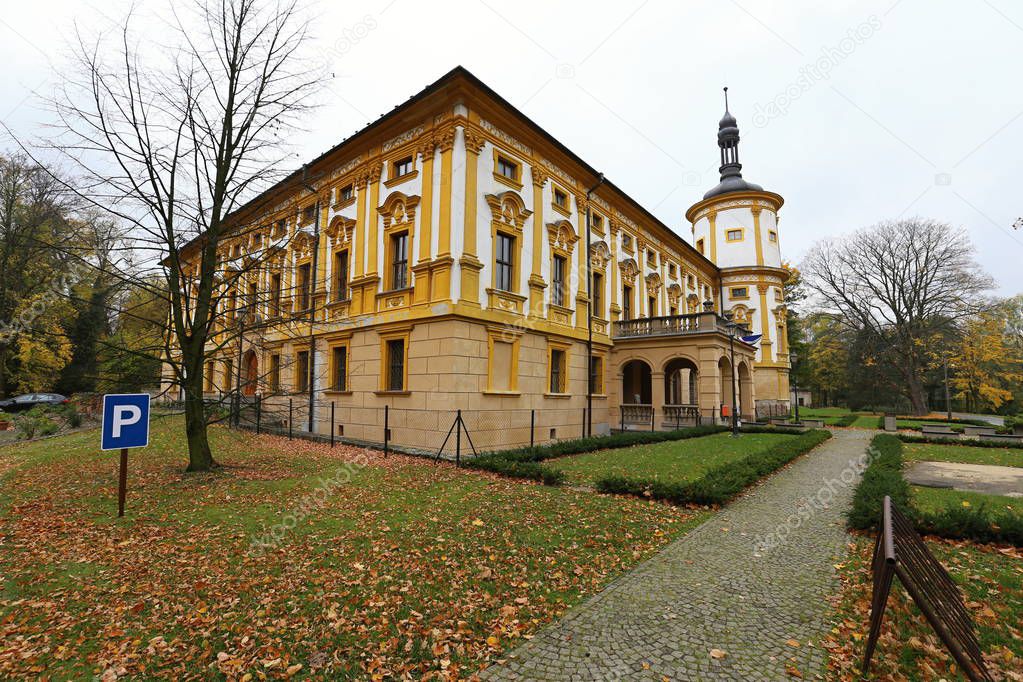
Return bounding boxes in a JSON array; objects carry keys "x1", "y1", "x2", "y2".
[{"x1": 184, "y1": 66, "x2": 717, "y2": 272}]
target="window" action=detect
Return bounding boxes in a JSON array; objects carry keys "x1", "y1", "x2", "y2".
[
  {"x1": 488, "y1": 337, "x2": 516, "y2": 392},
  {"x1": 591, "y1": 272, "x2": 603, "y2": 317},
  {"x1": 303, "y1": 204, "x2": 316, "y2": 225},
  {"x1": 339, "y1": 184, "x2": 354, "y2": 202},
  {"x1": 621, "y1": 233, "x2": 633, "y2": 250},
  {"x1": 589, "y1": 355, "x2": 604, "y2": 395},
  {"x1": 647, "y1": 249, "x2": 656, "y2": 266},
  {"x1": 696, "y1": 238, "x2": 705, "y2": 254},
  {"x1": 296, "y1": 350, "x2": 309, "y2": 392},
  {"x1": 393, "y1": 156, "x2": 413, "y2": 178},
  {"x1": 333, "y1": 250, "x2": 349, "y2": 300},
  {"x1": 730, "y1": 286, "x2": 749, "y2": 299},
  {"x1": 768, "y1": 230, "x2": 778, "y2": 242},
  {"x1": 726, "y1": 228, "x2": 743, "y2": 242},
  {"x1": 549, "y1": 348, "x2": 566, "y2": 393},
  {"x1": 274, "y1": 218, "x2": 287, "y2": 236},
  {"x1": 553, "y1": 188, "x2": 567, "y2": 209},
  {"x1": 386, "y1": 339, "x2": 405, "y2": 391},
  {"x1": 622, "y1": 284, "x2": 633, "y2": 320},
  {"x1": 668, "y1": 263, "x2": 677, "y2": 277},
  {"x1": 495, "y1": 233, "x2": 515, "y2": 292},
  {"x1": 390, "y1": 232, "x2": 409, "y2": 289},
  {"x1": 648, "y1": 295, "x2": 657, "y2": 317},
  {"x1": 247, "y1": 282, "x2": 258, "y2": 311},
  {"x1": 591, "y1": 214, "x2": 603, "y2": 231},
  {"x1": 270, "y1": 272, "x2": 282, "y2": 316},
  {"x1": 269, "y1": 354, "x2": 281, "y2": 392},
  {"x1": 669, "y1": 304, "x2": 678, "y2": 316},
  {"x1": 497, "y1": 156, "x2": 518, "y2": 180},
  {"x1": 551, "y1": 255, "x2": 566, "y2": 306},
  {"x1": 296, "y1": 262, "x2": 311, "y2": 310},
  {"x1": 687, "y1": 274, "x2": 696, "y2": 288},
  {"x1": 331, "y1": 346, "x2": 347, "y2": 392}
]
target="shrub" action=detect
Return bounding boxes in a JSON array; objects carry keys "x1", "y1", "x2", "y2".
[
  {"x1": 595, "y1": 429, "x2": 832, "y2": 506},
  {"x1": 488, "y1": 424, "x2": 729, "y2": 463},
  {"x1": 464, "y1": 455, "x2": 565, "y2": 485},
  {"x1": 896, "y1": 433, "x2": 1023, "y2": 450},
  {"x1": 847, "y1": 434, "x2": 909, "y2": 530},
  {"x1": 831, "y1": 413, "x2": 858, "y2": 427}
]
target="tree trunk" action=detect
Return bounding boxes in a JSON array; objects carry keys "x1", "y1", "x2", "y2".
[
  {"x1": 183, "y1": 369, "x2": 215, "y2": 472},
  {"x1": 906, "y1": 375, "x2": 928, "y2": 416}
]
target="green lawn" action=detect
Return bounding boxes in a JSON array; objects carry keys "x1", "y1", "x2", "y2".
[
  {"x1": 554, "y1": 432, "x2": 799, "y2": 486},
  {"x1": 905, "y1": 442, "x2": 1023, "y2": 468},
  {"x1": 827, "y1": 536, "x2": 1023, "y2": 680},
  {"x1": 910, "y1": 485, "x2": 1022, "y2": 516},
  {"x1": 0, "y1": 416, "x2": 707, "y2": 679}
]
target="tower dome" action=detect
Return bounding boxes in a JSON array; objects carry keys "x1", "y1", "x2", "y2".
[{"x1": 704, "y1": 87, "x2": 763, "y2": 200}]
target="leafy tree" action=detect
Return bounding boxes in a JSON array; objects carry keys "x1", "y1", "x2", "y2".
[
  {"x1": 950, "y1": 305, "x2": 1023, "y2": 413},
  {"x1": 803, "y1": 218, "x2": 992, "y2": 415},
  {"x1": 12, "y1": 294, "x2": 74, "y2": 393}
]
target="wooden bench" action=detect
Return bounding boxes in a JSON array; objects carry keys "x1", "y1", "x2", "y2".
[{"x1": 921, "y1": 425, "x2": 959, "y2": 438}]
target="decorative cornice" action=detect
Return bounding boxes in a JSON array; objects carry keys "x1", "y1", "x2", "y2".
[{"x1": 463, "y1": 129, "x2": 486, "y2": 155}]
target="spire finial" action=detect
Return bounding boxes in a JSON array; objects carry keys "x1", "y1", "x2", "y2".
[{"x1": 723, "y1": 86, "x2": 729, "y2": 112}]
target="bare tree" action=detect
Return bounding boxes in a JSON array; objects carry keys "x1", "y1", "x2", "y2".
[
  {"x1": 803, "y1": 218, "x2": 993, "y2": 415},
  {"x1": 43, "y1": 0, "x2": 320, "y2": 470}
]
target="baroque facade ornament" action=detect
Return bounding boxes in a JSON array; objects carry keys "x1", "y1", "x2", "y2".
[
  {"x1": 546, "y1": 220, "x2": 579, "y2": 253},
  {"x1": 618, "y1": 257, "x2": 639, "y2": 284},
  {"x1": 485, "y1": 191, "x2": 532, "y2": 230},
  {"x1": 378, "y1": 192, "x2": 421, "y2": 229}
]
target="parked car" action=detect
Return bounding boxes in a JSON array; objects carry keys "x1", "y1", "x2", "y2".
[{"x1": 0, "y1": 393, "x2": 70, "y2": 412}]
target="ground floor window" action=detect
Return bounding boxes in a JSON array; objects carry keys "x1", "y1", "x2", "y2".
[
  {"x1": 331, "y1": 345, "x2": 348, "y2": 391},
  {"x1": 386, "y1": 339, "x2": 405, "y2": 391},
  {"x1": 295, "y1": 350, "x2": 309, "y2": 392},
  {"x1": 269, "y1": 354, "x2": 281, "y2": 392},
  {"x1": 549, "y1": 347, "x2": 567, "y2": 393},
  {"x1": 589, "y1": 355, "x2": 604, "y2": 394}
]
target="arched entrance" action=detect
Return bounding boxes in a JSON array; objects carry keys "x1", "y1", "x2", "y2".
[
  {"x1": 718, "y1": 356, "x2": 735, "y2": 421},
  {"x1": 738, "y1": 361, "x2": 754, "y2": 421},
  {"x1": 664, "y1": 357, "x2": 699, "y2": 426},
  {"x1": 243, "y1": 350, "x2": 258, "y2": 396},
  {"x1": 620, "y1": 359, "x2": 653, "y2": 427}
]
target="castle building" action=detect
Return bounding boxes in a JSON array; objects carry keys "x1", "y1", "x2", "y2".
[{"x1": 164, "y1": 67, "x2": 790, "y2": 451}]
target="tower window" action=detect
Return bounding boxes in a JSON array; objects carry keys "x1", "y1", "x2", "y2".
[
  {"x1": 696, "y1": 238, "x2": 705, "y2": 254},
  {"x1": 730, "y1": 287, "x2": 749, "y2": 299},
  {"x1": 726, "y1": 228, "x2": 743, "y2": 242},
  {"x1": 769, "y1": 230, "x2": 778, "y2": 242}
]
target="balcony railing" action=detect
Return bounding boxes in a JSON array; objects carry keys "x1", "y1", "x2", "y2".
[
  {"x1": 663, "y1": 404, "x2": 700, "y2": 427},
  {"x1": 613, "y1": 312, "x2": 749, "y2": 339}
]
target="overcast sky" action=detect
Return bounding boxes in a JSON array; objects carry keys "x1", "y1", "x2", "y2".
[{"x1": 2, "y1": 0, "x2": 1021, "y2": 296}]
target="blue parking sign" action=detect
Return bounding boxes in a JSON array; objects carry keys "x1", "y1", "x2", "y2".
[{"x1": 101, "y1": 394, "x2": 151, "y2": 451}]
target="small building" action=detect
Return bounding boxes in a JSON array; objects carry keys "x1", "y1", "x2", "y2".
[
  {"x1": 790, "y1": 389, "x2": 813, "y2": 409},
  {"x1": 163, "y1": 67, "x2": 791, "y2": 450}
]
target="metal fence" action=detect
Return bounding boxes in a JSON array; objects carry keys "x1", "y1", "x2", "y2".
[{"x1": 226, "y1": 396, "x2": 605, "y2": 460}]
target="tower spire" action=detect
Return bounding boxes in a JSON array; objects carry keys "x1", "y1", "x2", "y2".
[{"x1": 701, "y1": 87, "x2": 763, "y2": 199}]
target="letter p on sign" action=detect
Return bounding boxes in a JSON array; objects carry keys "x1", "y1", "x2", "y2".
[{"x1": 101, "y1": 394, "x2": 151, "y2": 450}]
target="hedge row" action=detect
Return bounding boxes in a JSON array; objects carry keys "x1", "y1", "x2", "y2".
[
  {"x1": 831, "y1": 413, "x2": 858, "y2": 427},
  {"x1": 595, "y1": 429, "x2": 832, "y2": 505},
  {"x1": 896, "y1": 433, "x2": 1023, "y2": 450},
  {"x1": 463, "y1": 456, "x2": 566, "y2": 486},
  {"x1": 848, "y1": 433, "x2": 1023, "y2": 545}
]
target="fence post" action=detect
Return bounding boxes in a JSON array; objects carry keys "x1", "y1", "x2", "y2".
[
  {"x1": 256, "y1": 394, "x2": 261, "y2": 434},
  {"x1": 384, "y1": 405, "x2": 389, "y2": 456},
  {"x1": 455, "y1": 409, "x2": 461, "y2": 466},
  {"x1": 330, "y1": 401, "x2": 335, "y2": 448},
  {"x1": 288, "y1": 398, "x2": 293, "y2": 440},
  {"x1": 530, "y1": 409, "x2": 535, "y2": 448}
]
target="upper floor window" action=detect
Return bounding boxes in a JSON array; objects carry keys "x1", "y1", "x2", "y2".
[
  {"x1": 730, "y1": 286, "x2": 749, "y2": 299},
  {"x1": 497, "y1": 156, "x2": 518, "y2": 181},
  {"x1": 393, "y1": 156, "x2": 413, "y2": 178},
  {"x1": 622, "y1": 284, "x2": 633, "y2": 320},
  {"x1": 339, "y1": 184, "x2": 354, "y2": 202},
  {"x1": 726, "y1": 228, "x2": 743, "y2": 242},
  {"x1": 269, "y1": 272, "x2": 282, "y2": 316},
  {"x1": 302, "y1": 204, "x2": 316, "y2": 225},
  {"x1": 768, "y1": 230, "x2": 778, "y2": 242},
  {"x1": 296, "y1": 262, "x2": 311, "y2": 310},
  {"x1": 696, "y1": 238, "x2": 705, "y2": 254},
  {"x1": 591, "y1": 214, "x2": 603, "y2": 231},
  {"x1": 495, "y1": 232, "x2": 515, "y2": 292},
  {"x1": 551, "y1": 255, "x2": 566, "y2": 306},
  {"x1": 621, "y1": 233, "x2": 633, "y2": 250},
  {"x1": 591, "y1": 271, "x2": 603, "y2": 317},
  {"x1": 390, "y1": 232, "x2": 409, "y2": 290},
  {"x1": 687, "y1": 274, "x2": 696, "y2": 288},
  {"x1": 646, "y1": 249, "x2": 657, "y2": 266},
  {"x1": 553, "y1": 188, "x2": 568, "y2": 209},
  {"x1": 333, "y1": 249, "x2": 349, "y2": 300},
  {"x1": 296, "y1": 350, "x2": 309, "y2": 392},
  {"x1": 668, "y1": 263, "x2": 677, "y2": 278}
]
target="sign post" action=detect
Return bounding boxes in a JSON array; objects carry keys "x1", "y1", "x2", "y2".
[{"x1": 101, "y1": 394, "x2": 151, "y2": 518}]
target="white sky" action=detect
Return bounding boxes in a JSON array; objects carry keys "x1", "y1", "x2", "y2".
[{"x1": 2, "y1": 0, "x2": 1022, "y2": 296}]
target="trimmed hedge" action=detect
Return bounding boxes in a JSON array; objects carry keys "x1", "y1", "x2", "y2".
[
  {"x1": 896, "y1": 433, "x2": 1023, "y2": 449},
  {"x1": 594, "y1": 429, "x2": 832, "y2": 505},
  {"x1": 848, "y1": 434, "x2": 910, "y2": 530},
  {"x1": 848, "y1": 433, "x2": 1023, "y2": 545},
  {"x1": 464, "y1": 455, "x2": 566, "y2": 486},
  {"x1": 831, "y1": 413, "x2": 858, "y2": 427}
]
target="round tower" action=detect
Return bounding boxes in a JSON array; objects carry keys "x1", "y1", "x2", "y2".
[{"x1": 685, "y1": 88, "x2": 791, "y2": 412}]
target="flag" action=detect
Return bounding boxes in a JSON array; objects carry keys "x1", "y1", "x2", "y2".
[{"x1": 740, "y1": 334, "x2": 762, "y2": 345}]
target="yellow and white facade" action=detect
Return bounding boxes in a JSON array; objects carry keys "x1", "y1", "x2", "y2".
[{"x1": 167, "y1": 68, "x2": 789, "y2": 451}]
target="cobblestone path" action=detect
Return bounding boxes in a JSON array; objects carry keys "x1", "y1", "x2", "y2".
[{"x1": 484, "y1": 429, "x2": 873, "y2": 681}]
